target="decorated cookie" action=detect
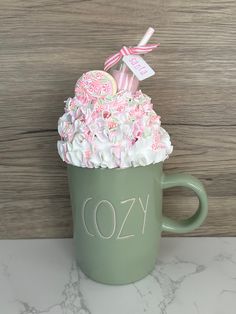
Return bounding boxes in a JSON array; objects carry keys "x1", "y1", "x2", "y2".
[{"x1": 75, "y1": 70, "x2": 117, "y2": 100}]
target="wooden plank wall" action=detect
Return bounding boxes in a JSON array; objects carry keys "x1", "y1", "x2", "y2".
[{"x1": 0, "y1": 0, "x2": 236, "y2": 238}]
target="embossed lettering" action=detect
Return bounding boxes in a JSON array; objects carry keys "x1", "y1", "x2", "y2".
[
  {"x1": 116, "y1": 198, "x2": 135, "y2": 240},
  {"x1": 94, "y1": 200, "x2": 116, "y2": 239},
  {"x1": 139, "y1": 194, "x2": 150, "y2": 234},
  {"x1": 82, "y1": 198, "x2": 95, "y2": 237},
  {"x1": 81, "y1": 195, "x2": 150, "y2": 240}
]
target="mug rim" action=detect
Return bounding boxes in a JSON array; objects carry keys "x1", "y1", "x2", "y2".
[{"x1": 67, "y1": 161, "x2": 163, "y2": 172}]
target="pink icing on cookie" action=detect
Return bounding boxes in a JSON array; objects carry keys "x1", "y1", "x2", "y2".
[{"x1": 75, "y1": 70, "x2": 117, "y2": 102}]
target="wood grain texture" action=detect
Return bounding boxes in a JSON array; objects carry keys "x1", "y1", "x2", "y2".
[{"x1": 0, "y1": 0, "x2": 236, "y2": 238}]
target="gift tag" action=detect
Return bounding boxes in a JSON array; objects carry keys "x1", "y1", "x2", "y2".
[{"x1": 122, "y1": 55, "x2": 155, "y2": 81}]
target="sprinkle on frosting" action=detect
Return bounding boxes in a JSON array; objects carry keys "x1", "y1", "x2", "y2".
[{"x1": 57, "y1": 81, "x2": 173, "y2": 168}]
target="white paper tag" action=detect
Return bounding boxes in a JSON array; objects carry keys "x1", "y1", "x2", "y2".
[{"x1": 122, "y1": 55, "x2": 155, "y2": 81}]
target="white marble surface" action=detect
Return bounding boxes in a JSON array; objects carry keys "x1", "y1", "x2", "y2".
[{"x1": 0, "y1": 238, "x2": 236, "y2": 314}]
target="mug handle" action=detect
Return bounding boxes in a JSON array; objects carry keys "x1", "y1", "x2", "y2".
[{"x1": 161, "y1": 173, "x2": 208, "y2": 233}]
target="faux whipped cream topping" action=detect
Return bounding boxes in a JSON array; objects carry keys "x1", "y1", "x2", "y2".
[{"x1": 57, "y1": 88, "x2": 173, "y2": 168}]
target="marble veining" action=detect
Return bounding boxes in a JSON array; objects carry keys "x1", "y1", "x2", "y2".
[{"x1": 0, "y1": 238, "x2": 236, "y2": 314}]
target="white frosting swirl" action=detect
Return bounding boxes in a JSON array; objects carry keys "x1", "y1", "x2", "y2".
[{"x1": 57, "y1": 90, "x2": 173, "y2": 168}]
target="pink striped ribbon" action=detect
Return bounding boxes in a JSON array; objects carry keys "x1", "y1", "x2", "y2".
[{"x1": 104, "y1": 44, "x2": 160, "y2": 72}]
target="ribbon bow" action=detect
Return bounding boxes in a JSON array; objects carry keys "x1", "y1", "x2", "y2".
[{"x1": 104, "y1": 44, "x2": 159, "y2": 72}]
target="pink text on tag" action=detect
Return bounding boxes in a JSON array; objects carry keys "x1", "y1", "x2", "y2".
[{"x1": 123, "y1": 55, "x2": 155, "y2": 81}]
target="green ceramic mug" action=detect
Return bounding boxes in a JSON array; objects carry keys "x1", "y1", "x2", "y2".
[{"x1": 67, "y1": 162, "x2": 208, "y2": 285}]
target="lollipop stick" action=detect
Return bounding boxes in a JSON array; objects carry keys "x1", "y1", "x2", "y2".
[
  {"x1": 127, "y1": 27, "x2": 155, "y2": 91},
  {"x1": 138, "y1": 27, "x2": 155, "y2": 46},
  {"x1": 121, "y1": 27, "x2": 155, "y2": 72},
  {"x1": 116, "y1": 27, "x2": 155, "y2": 92}
]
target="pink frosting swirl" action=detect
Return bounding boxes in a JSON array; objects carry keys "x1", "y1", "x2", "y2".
[{"x1": 57, "y1": 88, "x2": 173, "y2": 168}]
